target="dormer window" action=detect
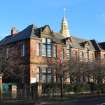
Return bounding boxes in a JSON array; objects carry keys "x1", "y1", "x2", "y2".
[
  {"x1": 85, "y1": 43, "x2": 89, "y2": 49},
  {"x1": 80, "y1": 41, "x2": 89, "y2": 50}
]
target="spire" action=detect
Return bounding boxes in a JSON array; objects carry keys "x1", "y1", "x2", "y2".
[{"x1": 60, "y1": 8, "x2": 70, "y2": 37}]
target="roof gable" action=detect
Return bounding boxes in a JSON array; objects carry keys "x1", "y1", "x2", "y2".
[{"x1": 41, "y1": 25, "x2": 52, "y2": 36}]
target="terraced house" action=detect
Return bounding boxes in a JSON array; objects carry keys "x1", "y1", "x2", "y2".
[{"x1": 0, "y1": 16, "x2": 105, "y2": 97}]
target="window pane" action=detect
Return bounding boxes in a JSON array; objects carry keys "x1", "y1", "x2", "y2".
[
  {"x1": 36, "y1": 74, "x2": 39, "y2": 82},
  {"x1": 41, "y1": 44, "x2": 46, "y2": 56},
  {"x1": 47, "y1": 75, "x2": 52, "y2": 83},
  {"x1": 40, "y1": 68, "x2": 46, "y2": 83},
  {"x1": 21, "y1": 44, "x2": 25, "y2": 56},
  {"x1": 47, "y1": 68, "x2": 52, "y2": 73},
  {"x1": 47, "y1": 44, "x2": 51, "y2": 57},
  {"x1": 62, "y1": 49, "x2": 65, "y2": 61},
  {"x1": 47, "y1": 39, "x2": 51, "y2": 44},
  {"x1": 42, "y1": 75, "x2": 46, "y2": 83},
  {"x1": 53, "y1": 45, "x2": 57, "y2": 57},
  {"x1": 66, "y1": 44, "x2": 70, "y2": 60},
  {"x1": 41, "y1": 67, "x2": 46, "y2": 73},
  {"x1": 42, "y1": 38, "x2": 46, "y2": 43}
]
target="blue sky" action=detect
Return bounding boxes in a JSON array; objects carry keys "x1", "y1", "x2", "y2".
[{"x1": 0, "y1": 0, "x2": 105, "y2": 42}]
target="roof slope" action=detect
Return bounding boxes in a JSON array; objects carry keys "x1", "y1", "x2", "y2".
[
  {"x1": 0, "y1": 24, "x2": 102, "y2": 52},
  {"x1": 0, "y1": 24, "x2": 36, "y2": 45},
  {"x1": 66, "y1": 36, "x2": 96, "y2": 51},
  {"x1": 98, "y1": 42, "x2": 105, "y2": 50},
  {"x1": 90, "y1": 40, "x2": 101, "y2": 51}
]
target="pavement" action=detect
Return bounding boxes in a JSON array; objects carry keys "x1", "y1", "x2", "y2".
[
  {"x1": 35, "y1": 95, "x2": 105, "y2": 105},
  {"x1": 0, "y1": 99, "x2": 35, "y2": 105},
  {"x1": 1, "y1": 94, "x2": 105, "y2": 105}
]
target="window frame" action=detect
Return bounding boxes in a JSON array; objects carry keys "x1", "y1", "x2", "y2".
[
  {"x1": 39, "y1": 67, "x2": 52, "y2": 83},
  {"x1": 40, "y1": 38, "x2": 52, "y2": 57},
  {"x1": 21, "y1": 43, "x2": 25, "y2": 57}
]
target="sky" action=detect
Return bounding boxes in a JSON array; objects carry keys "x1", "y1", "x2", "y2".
[{"x1": 0, "y1": 0, "x2": 105, "y2": 42}]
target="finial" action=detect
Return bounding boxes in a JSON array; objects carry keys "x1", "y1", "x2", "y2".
[{"x1": 64, "y1": 8, "x2": 66, "y2": 17}]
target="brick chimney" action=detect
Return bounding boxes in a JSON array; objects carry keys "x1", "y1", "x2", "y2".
[{"x1": 11, "y1": 27, "x2": 17, "y2": 36}]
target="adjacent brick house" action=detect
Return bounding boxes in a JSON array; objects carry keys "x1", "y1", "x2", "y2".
[{"x1": 0, "y1": 16, "x2": 105, "y2": 97}]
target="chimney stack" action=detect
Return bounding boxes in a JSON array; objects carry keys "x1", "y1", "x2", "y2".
[{"x1": 11, "y1": 27, "x2": 17, "y2": 36}]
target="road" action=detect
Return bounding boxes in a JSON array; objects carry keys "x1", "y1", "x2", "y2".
[
  {"x1": 1, "y1": 95, "x2": 105, "y2": 105},
  {"x1": 36, "y1": 95, "x2": 105, "y2": 105}
]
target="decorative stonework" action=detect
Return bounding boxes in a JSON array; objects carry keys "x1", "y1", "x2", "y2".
[{"x1": 60, "y1": 16, "x2": 70, "y2": 37}]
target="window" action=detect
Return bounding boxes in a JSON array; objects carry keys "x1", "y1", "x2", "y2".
[
  {"x1": 53, "y1": 45, "x2": 57, "y2": 58},
  {"x1": 21, "y1": 43, "x2": 25, "y2": 56},
  {"x1": 47, "y1": 39, "x2": 51, "y2": 44},
  {"x1": 47, "y1": 44, "x2": 51, "y2": 57},
  {"x1": 47, "y1": 68, "x2": 52, "y2": 83},
  {"x1": 41, "y1": 44, "x2": 46, "y2": 56},
  {"x1": 66, "y1": 44, "x2": 71, "y2": 59},
  {"x1": 42, "y1": 38, "x2": 46, "y2": 43},
  {"x1": 41, "y1": 68, "x2": 46, "y2": 83},
  {"x1": 62, "y1": 48, "x2": 65, "y2": 61},
  {"x1": 79, "y1": 51, "x2": 84, "y2": 61},
  {"x1": 73, "y1": 51, "x2": 78, "y2": 61},
  {"x1": 40, "y1": 67, "x2": 52, "y2": 83},
  {"x1": 39, "y1": 38, "x2": 52, "y2": 57}
]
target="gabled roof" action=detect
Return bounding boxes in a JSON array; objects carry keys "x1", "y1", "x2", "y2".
[
  {"x1": 98, "y1": 42, "x2": 105, "y2": 50},
  {"x1": 0, "y1": 24, "x2": 66, "y2": 46},
  {"x1": 0, "y1": 24, "x2": 54, "y2": 45},
  {"x1": 0, "y1": 24, "x2": 102, "y2": 52}
]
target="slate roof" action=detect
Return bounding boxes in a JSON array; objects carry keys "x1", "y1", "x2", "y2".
[
  {"x1": 98, "y1": 42, "x2": 105, "y2": 50},
  {"x1": 0, "y1": 24, "x2": 101, "y2": 51},
  {"x1": 64, "y1": 36, "x2": 96, "y2": 51},
  {"x1": 0, "y1": 24, "x2": 36, "y2": 45},
  {"x1": 52, "y1": 32, "x2": 65, "y2": 43},
  {"x1": 0, "y1": 24, "x2": 65, "y2": 46},
  {"x1": 71, "y1": 36, "x2": 87, "y2": 49},
  {"x1": 90, "y1": 40, "x2": 101, "y2": 51}
]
